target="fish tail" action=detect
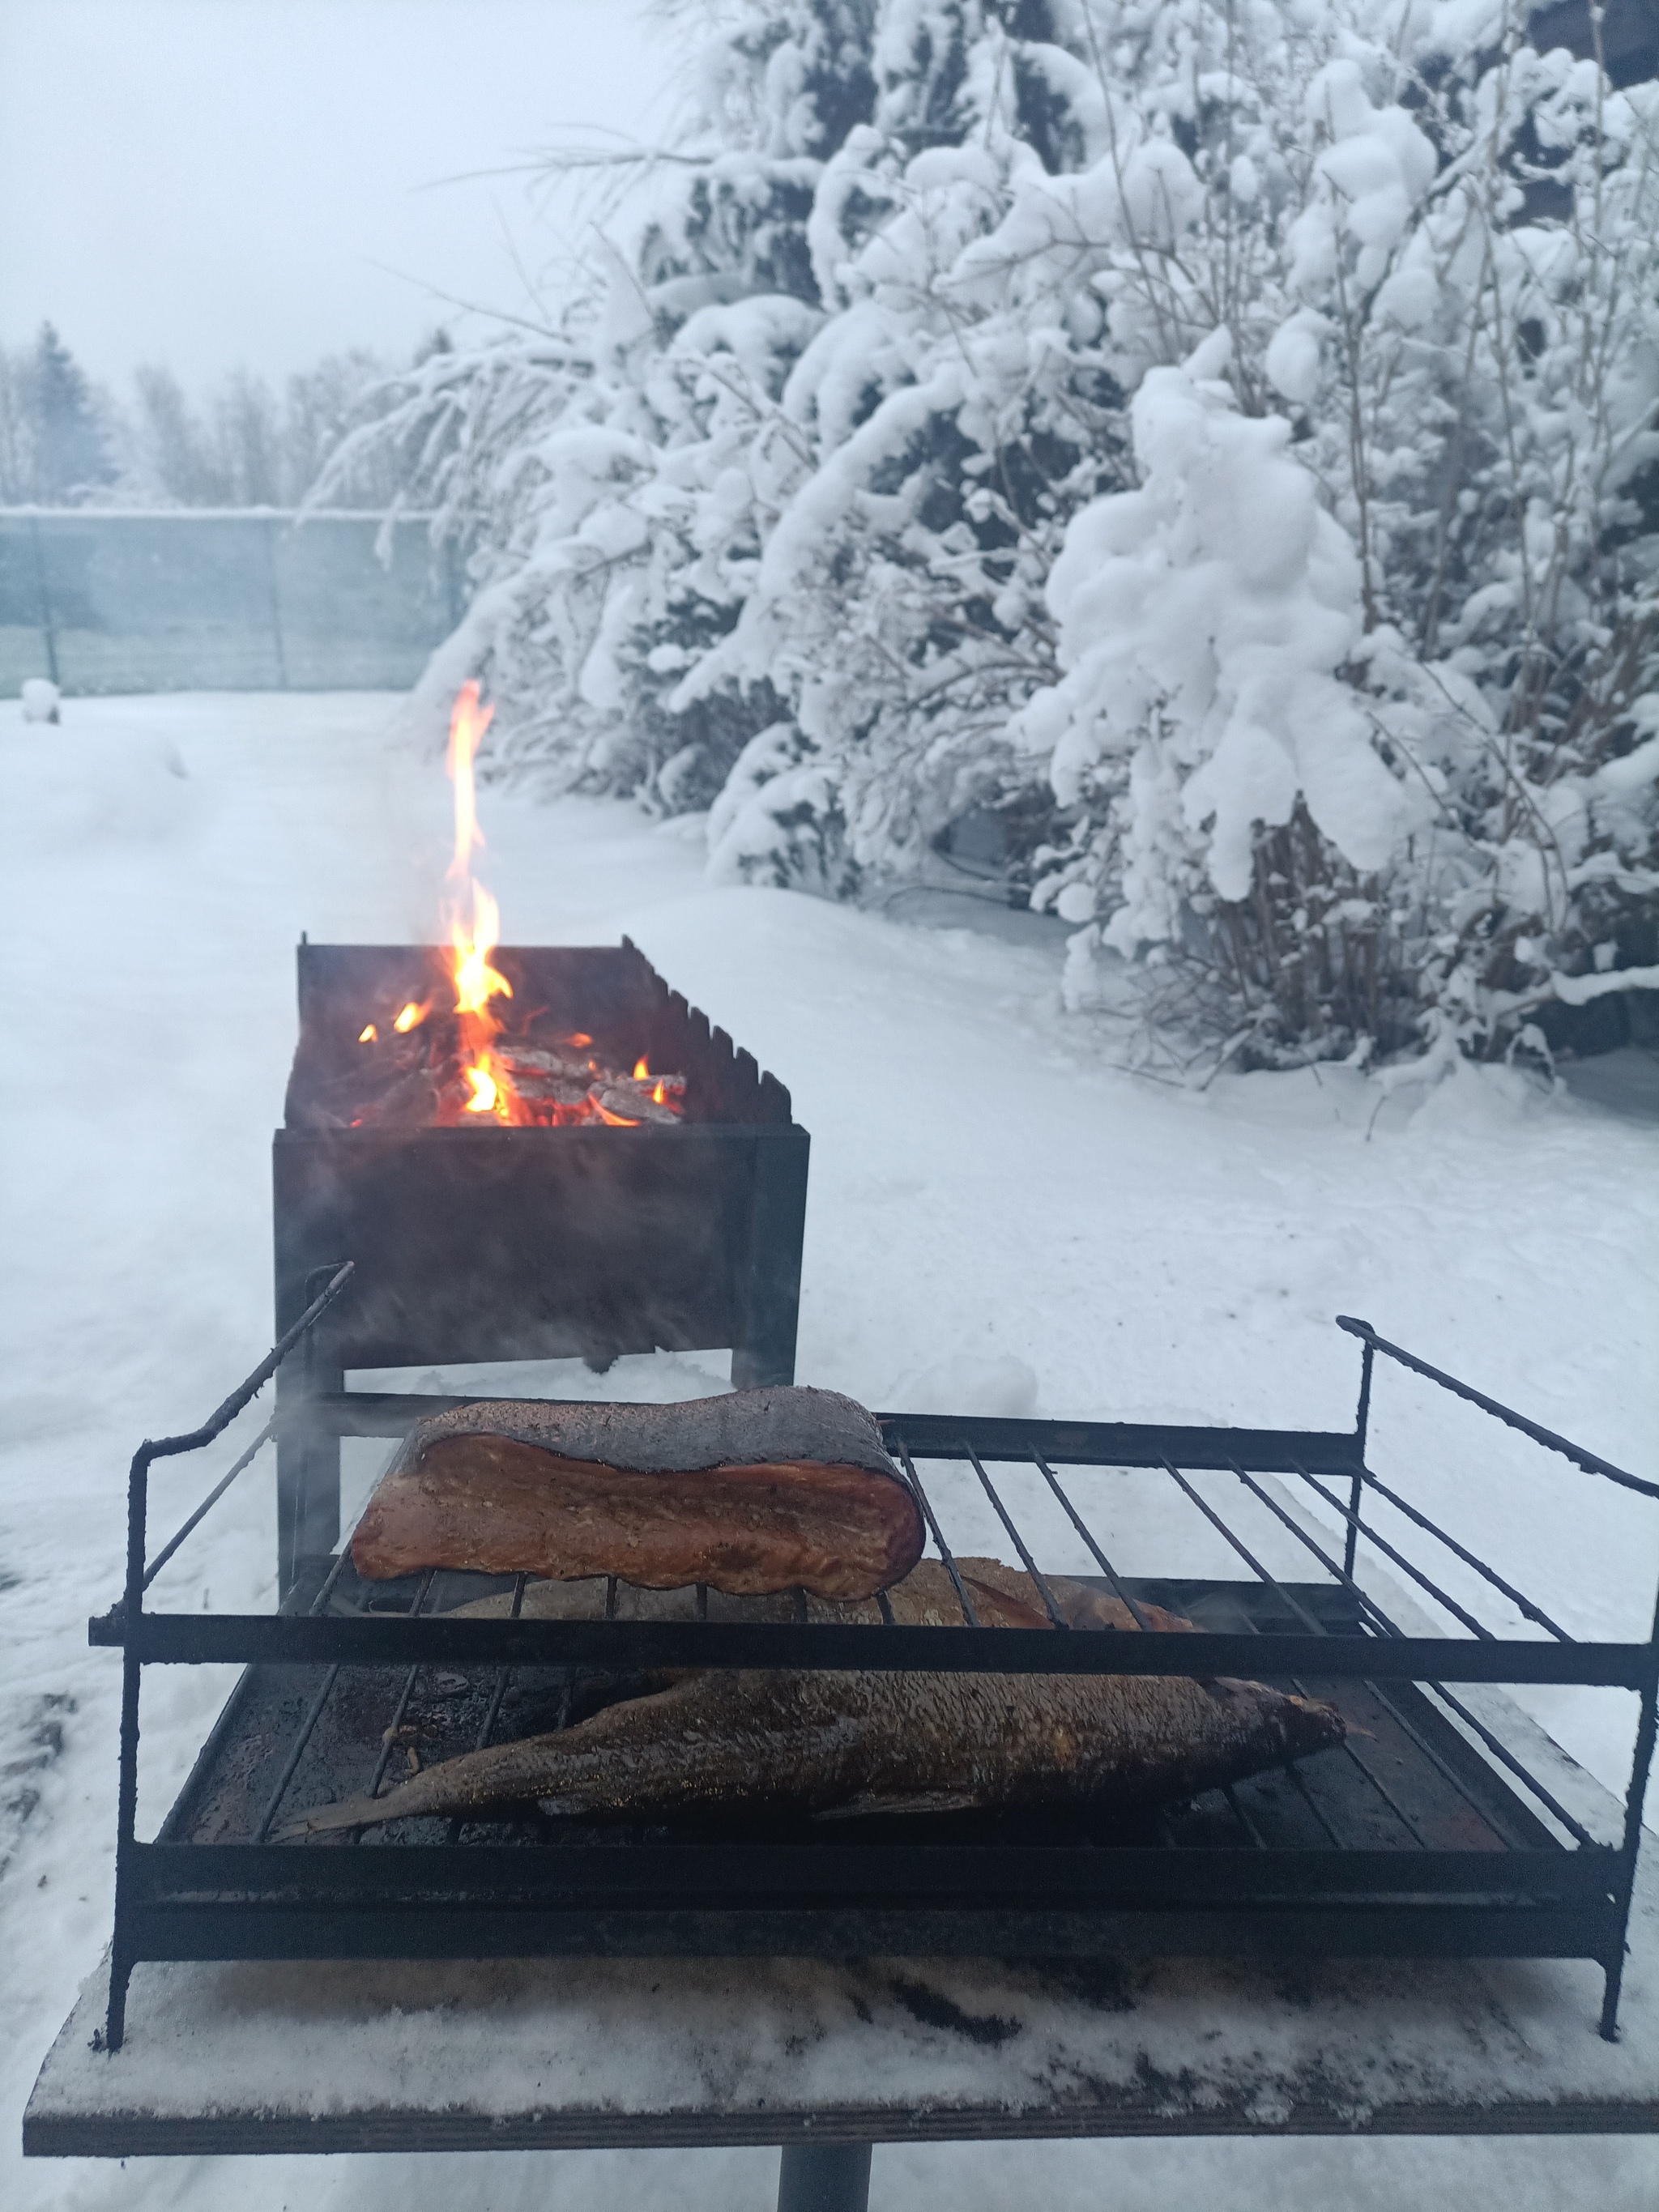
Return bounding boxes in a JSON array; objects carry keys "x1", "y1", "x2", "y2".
[
  {"x1": 272, "y1": 1779, "x2": 439, "y2": 1838},
  {"x1": 271, "y1": 1733, "x2": 567, "y2": 1838}
]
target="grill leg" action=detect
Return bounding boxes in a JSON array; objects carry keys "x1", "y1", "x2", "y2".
[
  {"x1": 776, "y1": 2142, "x2": 872, "y2": 2212},
  {"x1": 104, "y1": 1944, "x2": 134, "y2": 2054},
  {"x1": 273, "y1": 1254, "x2": 348, "y2": 1596},
  {"x1": 731, "y1": 1128, "x2": 808, "y2": 1391},
  {"x1": 1601, "y1": 1949, "x2": 1627, "y2": 2042},
  {"x1": 275, "y1": 1354, "x2": 342, "y2": 1597}
]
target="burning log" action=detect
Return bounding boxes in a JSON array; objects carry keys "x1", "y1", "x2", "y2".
[
  {"x1": 350, "y1": 1389, "x2": 926, "y2": 1600},
  {"x1": 493, "y1": 1044, "x2": 596, "y2": 1083},
  {"x1": 495, "y1": 1048, "x2": 685, "y2": 1119},
  {"x1": 590, "y1": 1081, "x2": 681, "y2": 1127},
  {"x1": 313, "y1": 1023, "x2": 691, "y2": 1132}
]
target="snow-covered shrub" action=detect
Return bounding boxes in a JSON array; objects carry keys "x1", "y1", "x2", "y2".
[
  {"x1": 993, "y1": 1, "x2": 1659, "y2": 1060},
  {"x1": 1017, "y1": 328, "x2": 1431, "y2": 1051},
  {"x1": 317, "y1": 0, "x2": 1659, "y2": 1066}
]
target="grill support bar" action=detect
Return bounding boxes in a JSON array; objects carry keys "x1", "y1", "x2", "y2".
[
  {"x1": 1029, "y1": 1450, "x2": 1153, "y2": 1631},
  {"x1": 1354, "y1": 1468, "x2": 1572, "y2": 1642},
  {"x1": 96, "y1": 1609, "x2": 1658, "y2": 1685},
  {"x1": 890, "y1": 1441, "x2": 979, "y2": 1627},
  {"x1": 1288, "y1": 1466, "x2": 1497, "y2": 1641},
  {"x1": 1346, "y1": 1336, "x2": 1374, "y2": 1580},
  {"x1": 1218, "y1": 1464, "x2": 1513, "y2": 1849},
  {"x1": 143, "y1": 1415, "x2": 278, "y2": 1592},
  {"x1": 962, "y1": 1442, "x2": 1068, "y2": 1628},
  {"x1": 1241, "y1": 1461, "x2": 1599, "y2": 1850}
]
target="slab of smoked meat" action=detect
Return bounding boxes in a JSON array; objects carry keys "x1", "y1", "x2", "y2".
[{"x1": 351, "y1": 1388, "x2": 925, "y2": 1599}]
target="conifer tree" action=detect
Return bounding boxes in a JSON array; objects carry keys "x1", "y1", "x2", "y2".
[{"x1": 29, "y1": 322, "x2": 113, "y2": 499}]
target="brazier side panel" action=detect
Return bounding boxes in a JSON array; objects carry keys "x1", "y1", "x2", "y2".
[
  {"x1": 274, "y1": 1125, "x2": 757, "y2": 1369},
  {"x1": 271, "y1": 1122, "x2": 811, "y2": 1592}
]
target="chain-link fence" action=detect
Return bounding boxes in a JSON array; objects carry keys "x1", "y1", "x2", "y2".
[{"x1": 0, "y1": 509, "x2": 463, "y2": 694}]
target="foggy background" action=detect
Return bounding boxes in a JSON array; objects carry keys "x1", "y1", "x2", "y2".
[{"x1": 0, "y1": 0, "x2": 676, "y2": 386}]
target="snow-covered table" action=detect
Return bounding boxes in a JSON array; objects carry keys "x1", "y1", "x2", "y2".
[{"x1": 23, "y1": 1843, "x2": 1659, "y2": 2159}]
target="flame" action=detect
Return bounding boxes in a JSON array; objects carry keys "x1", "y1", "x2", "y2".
[
  {"x1": 443, "y1": 682, "x2": 518, "y2": 1121},
  {"x1": 445, "y1": 684, "x2": 505, "y2": 1009},
  {"x1": 351, "y1": 688, "x2": 693, "y2": 1132},
  {"x1": 452, "y1": 883, "x2": 512, "y2": 1016},
  {"x1": 447, "y1": 680, "x2": 493, "y2": 877}
]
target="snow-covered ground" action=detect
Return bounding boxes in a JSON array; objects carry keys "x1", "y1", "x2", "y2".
[{"x1": 3, "y1": 690, "x2": 1657, "y2": 2208}]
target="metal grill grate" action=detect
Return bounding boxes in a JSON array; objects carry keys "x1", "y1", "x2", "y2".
[{"x1": 95, "y1": 1285, "x2": 1659, "y2": 2056}]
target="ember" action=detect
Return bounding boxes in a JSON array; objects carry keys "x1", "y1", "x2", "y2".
[{"x1": 338, "y1": 685, "x2": 687, "y2": 1132}]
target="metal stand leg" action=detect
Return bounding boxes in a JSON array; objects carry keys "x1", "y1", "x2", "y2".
[
  {"x1": 1603, "y1": 1631, "x2": 1659, "y2": 2040},
  {"x1": 104, "y1": 1945, "x2": 134, "y2": 2054},
  {"x1": 731, "y1": 1127, "x2": 809, "y2": 1391},
  {"x1": 1601, "y1": 1949, "x2": 1627, "y2": 2042},
  {"x1": 275, "y1": 1353, "x2": 341, "y2": 1597},
  {"x1": 274, "y1": 1261, "x2": 348, "y2": 1597},
  {"x1": 776, "y1": 2142, "x2": 872, "y2": 2212}
]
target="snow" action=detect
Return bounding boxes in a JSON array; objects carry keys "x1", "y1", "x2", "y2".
[
  {"x1": 365, "y1": 0, "x2": 1658, "y2": 1071},
  {"x1": 1263, "y1": 311, "x2": 1327, "y2": 404},
  {"x1": 18, "y1": 680, "x2": 59, "y2": 727},
  {"x1": 26, "y1": 1796, "x2": 1659, "y2": 2138},
  {"x1": 1296, "y1": 62, "x2": 1438, "y2": 292},
  {"x1": 1021, "y1": 339, "x2": 1418, "y2": 927},
  {"x1": 3, "y1": 689, "x2": 1659, "y2": 2208}
]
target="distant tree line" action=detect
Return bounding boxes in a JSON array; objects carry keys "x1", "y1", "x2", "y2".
[{"x1": 0, "y1": 321, "x2": 447, "y2": 508}]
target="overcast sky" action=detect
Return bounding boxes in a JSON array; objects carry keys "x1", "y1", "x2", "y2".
[{"x1": 0, "y1": 0, "x2": 682, "y2": 393}]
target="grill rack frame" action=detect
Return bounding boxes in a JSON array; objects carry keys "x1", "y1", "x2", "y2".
[{"x1": 93, "y1": 1273, "x2": 1659, "y2": 2056}]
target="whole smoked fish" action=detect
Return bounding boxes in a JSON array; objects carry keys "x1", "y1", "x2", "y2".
[
  {"x1": 280, "y1": 1562, "x2": 1341, "y2": 1835},
  {"x1": 351, "y1": 1388, "x2": 924, "y2": 1601}
]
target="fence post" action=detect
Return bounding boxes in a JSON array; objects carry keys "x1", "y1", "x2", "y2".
[
  {"x1": 262, "y1": 515, "x2": 290, "y2": 688},
  {"x1": 27, "y1": 513, "x2": 60, "y2": 686}
]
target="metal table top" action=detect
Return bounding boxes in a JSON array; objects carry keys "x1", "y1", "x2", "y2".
[
  {"x1": 26, "y1": 1692, "x2": 1659, "y2": 2157},
  {"x1": 25, "y1": 1868, "x2": 1659, "y2": 2155}
]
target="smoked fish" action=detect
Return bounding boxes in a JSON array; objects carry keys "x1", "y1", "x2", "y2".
[
  {"x1": 351, "y1": 1388, "x2": 923, "y2": 1600},
  {"x1": 279, "y1": 1559, "x2": 1339, "y2": 1835}
]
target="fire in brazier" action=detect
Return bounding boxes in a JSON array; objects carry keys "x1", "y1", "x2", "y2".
[{"x1": 341, "y1": 683, "x2": 685, "y2": 1132}]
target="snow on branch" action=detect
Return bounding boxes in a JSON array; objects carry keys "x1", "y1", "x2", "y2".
[{"x1": 345, "y1": 0, "x2": 1659, "y2": 1068}]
